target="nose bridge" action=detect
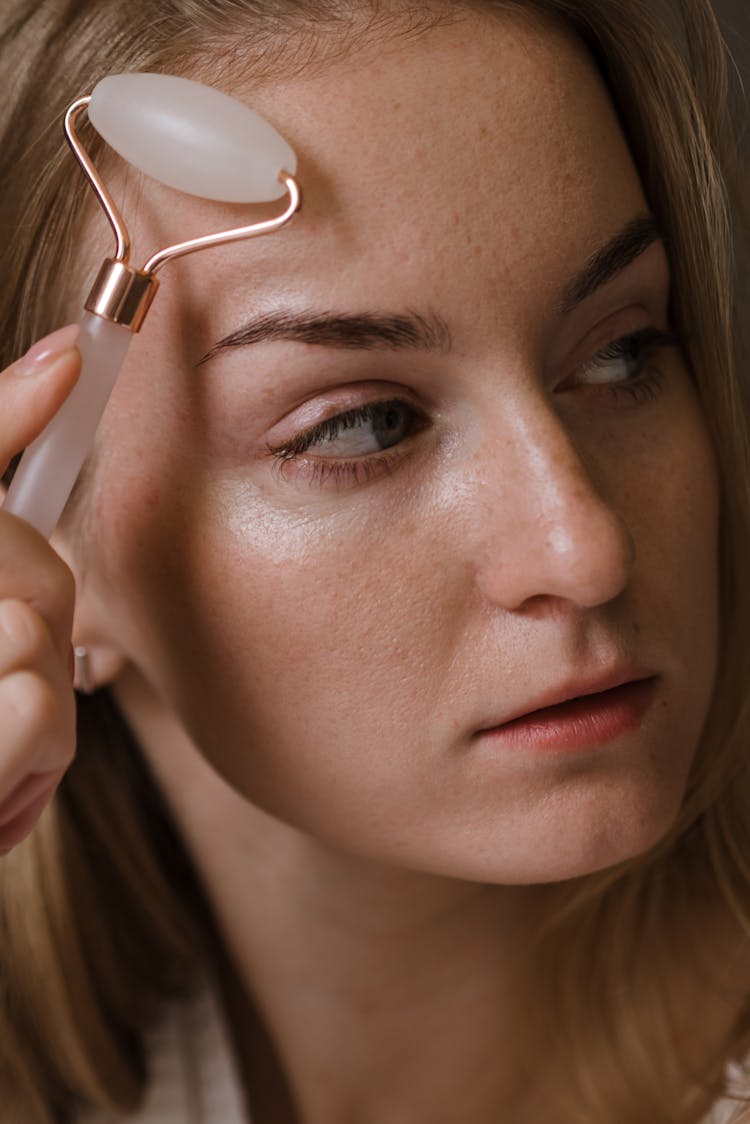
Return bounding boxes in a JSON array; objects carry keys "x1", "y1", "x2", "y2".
[{"x1": 472, "y1": 399, "x2": 635, "y2": 610}]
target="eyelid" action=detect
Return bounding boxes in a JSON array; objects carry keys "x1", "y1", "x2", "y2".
[
  {"x1": 557, "y1": 325, "x2": 683, "y2": 390},
  {"x1": 586, "y1": 326, "x2": 681, "y2": 367},
  {"x1": 557, "y1": 302, "x2": 665, "y2": 373},
  {"x1": 264, "y1": 376, "x2": 431, "y2": 441},
  {"x1": 267, "y1": 395, "x2": 428, "y2": 458}
]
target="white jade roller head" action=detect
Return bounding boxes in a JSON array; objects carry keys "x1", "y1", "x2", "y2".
[
  {"x1": 77, "y1": 72, "x2": 301, "y2": 298},
  {"x1": 89, "y1": 72, "x2": 297, "y2": 203},
  {"x1": 2, "y1": 74, "x2": 301, "y2": 539}
]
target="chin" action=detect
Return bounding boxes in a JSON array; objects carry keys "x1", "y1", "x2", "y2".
[
  {"x1": 412, "y1": 782, "x2": 688, "y2": 887},
  {"x1": 499, "y1": 810, "x2": 680, "y2": 886}
]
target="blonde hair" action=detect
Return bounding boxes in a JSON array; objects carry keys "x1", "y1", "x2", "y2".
[{"x1": 1, "y1": 1, "x2": 748, "y2": 1121}]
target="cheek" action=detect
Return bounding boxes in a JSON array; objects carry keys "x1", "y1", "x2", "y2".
[
  {"x1": 635, "y1": 404, "x2": 718, "y2": 620},
  {"x1": 102, "y1": 458, "x2": 468, "y2": 810},
  {"x1": 170, "y1": 490, "x2": 454, "y2": 728},
  {"x1": 608, "y1": 386, "x2": 720, "y2": 711}
]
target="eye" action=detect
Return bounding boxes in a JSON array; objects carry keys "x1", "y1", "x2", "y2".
[
  {"x1": 270, "y1": 398, "x2": 428, "y2": 461},
  {"x1": 571, "y1": 327, "x2": 682, "y2": 394}
]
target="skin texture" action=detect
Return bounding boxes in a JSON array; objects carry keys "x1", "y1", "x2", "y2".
[{"x1": 60, "y1": 10, "x2": 720, "y2": 1121}]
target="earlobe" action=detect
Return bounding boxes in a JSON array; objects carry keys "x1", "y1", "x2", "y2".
[
  {"x1": 50, "y1": 529, "x2": 128, "y2": 693},
  {"x1": 70, "y1": 590, "x2": 128, "y2": 692}
]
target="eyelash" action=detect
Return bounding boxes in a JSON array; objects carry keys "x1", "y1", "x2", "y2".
[
  {"x1": 267, "y1": 326, "x2": 683, "y2": 488},
  {"x1": 268, "y1": 401, "x2": 426, "y2": 488},
  {"x1": 575, "y1": 326, "x2": 682, "y2": 404}
]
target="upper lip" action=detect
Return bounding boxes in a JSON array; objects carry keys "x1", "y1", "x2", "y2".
[{"x1": 475, "y1": 667, "x2": 656, "y2": 733}]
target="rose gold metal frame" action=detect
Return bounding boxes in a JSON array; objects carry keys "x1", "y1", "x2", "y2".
[{"x1": 64, "y1": 95, "x2": 301, "y2": 332}]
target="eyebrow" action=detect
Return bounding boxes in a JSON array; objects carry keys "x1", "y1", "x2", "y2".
[
  {"x1": 196, "y1": 308, "x2": 452, "y2": 365},
  {"x1": 558, "y1": 214, "x2": 663, "y2": 313},
  {"x1": 197, "y1": 214, "x2": 663, "y2": 365}
]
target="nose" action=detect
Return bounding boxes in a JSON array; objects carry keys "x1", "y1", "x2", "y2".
[{"x1": 470, "y1": 403, "x2": 635, "y2": 612}]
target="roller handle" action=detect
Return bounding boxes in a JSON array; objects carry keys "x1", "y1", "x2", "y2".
[{"x1": 3, "y1": 312, "x2": 132, "y2": 539}]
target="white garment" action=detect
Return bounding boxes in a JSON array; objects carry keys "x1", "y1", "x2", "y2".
[
  {"x1": 78, "y1": 985, "x2": 249, "y2": 1124},
  {"x1": 77, "y1": 984, "x2": 749, "y2": 1123},
  {"x1": 702, "y1": 1060, "x2": 750, "y2": 1123}
]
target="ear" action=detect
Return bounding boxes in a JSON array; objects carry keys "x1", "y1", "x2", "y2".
[{"x1": 50, "y1": 526, "x2": 127, "y2": 694}]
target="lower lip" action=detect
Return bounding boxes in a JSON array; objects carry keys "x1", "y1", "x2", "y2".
[{"x1": 477, "y1": 678, "x2": 657, "y2": 753}]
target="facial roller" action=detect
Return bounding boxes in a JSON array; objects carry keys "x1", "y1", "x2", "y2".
[{"x1": 3, "y1": 73, "x2": 301, "y2": 539}]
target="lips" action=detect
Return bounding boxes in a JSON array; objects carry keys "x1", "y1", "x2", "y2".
[
  {"x1": 477, "y1": 668, "x2": 654, "y2": 730},
  {"x1": 474, "y1": 671, "x2": 658, "y2": 752}
]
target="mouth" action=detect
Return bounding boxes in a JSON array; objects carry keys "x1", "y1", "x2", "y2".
[{"x1": 475, "y1": 676, "x2": 658, "y2": 753}]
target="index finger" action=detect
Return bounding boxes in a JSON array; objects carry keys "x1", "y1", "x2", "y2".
[{"x1": 0, "y1": 327, "x2": 81, "y2": 476}]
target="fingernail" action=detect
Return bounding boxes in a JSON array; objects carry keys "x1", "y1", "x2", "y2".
[{"x1": 14, "y1": 325, "x2": 80, "y2": 376}]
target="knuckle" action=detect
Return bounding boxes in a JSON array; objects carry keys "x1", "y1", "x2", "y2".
[
  {"x1": 0, "y1": 599, "x2": 52, "y2": 666},
  {"x1": 0, "y1": 597, "x2": 55, "y2": 665},
  {"x1": 3, "y1": 669, "x2": 71, "y2": 751}
]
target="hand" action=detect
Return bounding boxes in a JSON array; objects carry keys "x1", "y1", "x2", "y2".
[{"x1": 0, "y1": 326, "x2": 81, "y2": 853}]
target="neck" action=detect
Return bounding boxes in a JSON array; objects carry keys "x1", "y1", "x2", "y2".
[
  {"x1": 213, "y1": 829, "x2": 544, "y2": 1123},
  {"x1": 116, "y1": 670, "x2": 552, "y2": 1123}
]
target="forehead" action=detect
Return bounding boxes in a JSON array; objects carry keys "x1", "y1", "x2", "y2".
[{"x1": 132, "y1": 10, "x2": 646, "y2": 340}]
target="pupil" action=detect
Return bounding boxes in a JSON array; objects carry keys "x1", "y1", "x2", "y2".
[
  {"x1": 624, "y1": 339, "x2": 643, "y2": 377},
  {"x1": 373, "y1": 402, "x2": 408, "y2": 449}
]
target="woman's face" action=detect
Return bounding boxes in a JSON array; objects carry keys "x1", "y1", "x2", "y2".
[{"x1": 76, "y1": 11, "x2": 719, "y2": 883}]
